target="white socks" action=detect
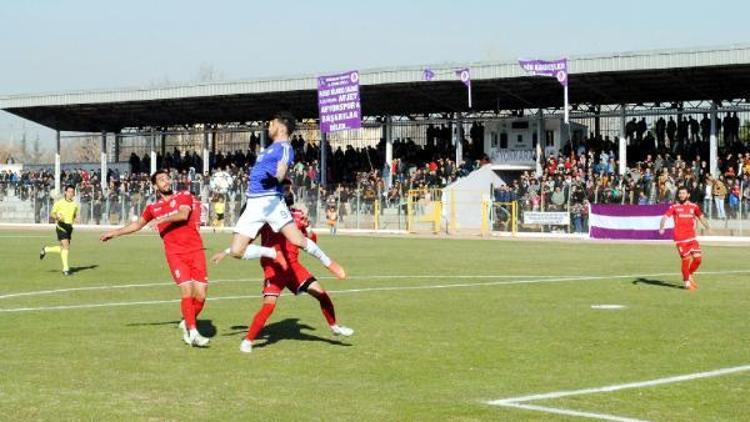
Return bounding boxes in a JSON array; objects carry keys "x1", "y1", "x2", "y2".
[
  {"x1": 239, "y1": 245, "x2": 277, "y2": 260},
  {"x1": 304, "y1": 239, "x2": 332, "y2": 267}
]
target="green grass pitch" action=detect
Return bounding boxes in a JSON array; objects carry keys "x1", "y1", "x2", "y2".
[{"x1": 1, "y1": 230, "x2": 749, "y2": 421}]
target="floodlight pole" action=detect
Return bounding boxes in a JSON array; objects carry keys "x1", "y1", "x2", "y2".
[
  {"x1": 54, "y1": 130, "x2": 61, "y2": 195},
  {"x1": 454, "y1": 114, "x2": 463, "y2": 167},
  {"x1": 203, "y1": 130, "x2": 210, "y2": 176},
  {"x1": 100, "y1": 131, "x2": 107, "y2": 193},
  {"x1": 384, "y1": 116, "x2": 393, "y2": 189},
  {"x1": 710, "y1": 101, "x2": 719, "y2": 177},
  {"x1": 320, "y1": 131, "x2": 327, "y2": 188},
  {"x1": 619, "y1": 106, "x2": 627, "y2": 176},
  {"x1": 536, "y1": 109, "x2": 544, "y2": 178},
  {"x1": 563, "y1": 84, "x2": 571, "y2": 153},
  {"x1": 150, "y1": 129, "x2": 157, "y2": 175},
  {"x1": 563, "y1": 85, "x2": 569, "y2": 126}
]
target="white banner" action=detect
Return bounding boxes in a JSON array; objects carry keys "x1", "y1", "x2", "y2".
[{"x1": 523, "y1": 211, "x2": 570, "y2": 226}]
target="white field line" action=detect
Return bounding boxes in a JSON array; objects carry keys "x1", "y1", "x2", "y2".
[
  {"x1": 1, "y1": 269, "x2": 749, "y2": 314},
  {"x1": 498, "y1": 402, "x2": 647, "y2": 422},
  {"x1": 487, "y1": 364, "x2": 750, "y2": 421},
  {"x1": 0, "y1": 275, "x2": 599, "y2": 313},
  {"x1": 0, "y1": 274, "x2": 575, "y2": 300},
  {"x1": 3, "y1": 269, "x2": 749, "y2": 301}
]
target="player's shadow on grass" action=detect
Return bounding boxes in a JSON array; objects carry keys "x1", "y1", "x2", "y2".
[
  {"x1": 225, "y1": 318, "x2": 351, "y2": 349},
  {"x1": 126, "y1": 319, "x2": 217, "y2": 338},
  {"x1": 47, "y1": 265, "x2": 99, "y2": 274},
  {"x1": 632, "y1": 278, "x2": 684, "y2": 290}
]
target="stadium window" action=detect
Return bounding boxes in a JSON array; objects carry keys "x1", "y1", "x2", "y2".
[{"x1": 500, "y1": 133, "x2": 508, "y2": 149}]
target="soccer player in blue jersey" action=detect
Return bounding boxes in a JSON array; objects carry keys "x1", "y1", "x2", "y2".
[{"x1": 212, "y1": 112, "x2": 345, "y2": 279}]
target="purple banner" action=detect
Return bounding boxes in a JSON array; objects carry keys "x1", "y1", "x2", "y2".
[
  {"x1": 455, "y1": 68, "x2": 472, "y2": 108},
  {"x1": 590, "y1": 227, "x2": 674, "y2": 240},
  {"x1": 317, "y1": 70, "x2": 361, "y2": 134},
  {"x1": 518, "y1": 58, "x2": 568, "y2": 86},
  {"x1": 589, "y1": 204, "x2": 672, "y2": 241},
  {"x1": 590, "y1": 204, "x2": 669, "y2": 217},
  {"x1": 455, "y1": 68, "x2": 471, "y2": 88}
]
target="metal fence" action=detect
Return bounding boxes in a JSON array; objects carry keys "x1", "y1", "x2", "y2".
[{"x1": 3, "y1": 171, "x2": 750, "y2": 238}]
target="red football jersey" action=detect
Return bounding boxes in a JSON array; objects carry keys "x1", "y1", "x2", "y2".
[
  {"x1": 142, "y1": 191, "x2": 204, "y2": 255},
  {"x1": 259, "y1": 208, "x2": 316, "y2": 277},
  {"x1": 664, "y1": 201, "x2": 703, "y2": 242}
]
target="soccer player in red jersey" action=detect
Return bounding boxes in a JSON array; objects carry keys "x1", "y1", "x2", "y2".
[
  {"x1": 100, "y1": 170, "x2": 210, "y2": 347},
  {"x1": 659, "y1": 186, "x2": 710, "y2": 291},
  {"x1": 212, "y1": 181, "x2": 353, "y2": 353}
]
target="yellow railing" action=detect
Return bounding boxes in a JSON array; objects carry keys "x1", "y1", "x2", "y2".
[
  {"x1": 491, "y1": 201, "x2": 518, "y2": 236},
  {"x1": 407, "y1": 188, "x2": 443, "y2": 234}
]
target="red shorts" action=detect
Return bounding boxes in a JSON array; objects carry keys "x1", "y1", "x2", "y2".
[
  {"x1": 165, "y1": 250, "x2": 208, "y2": 285},
  {"x1": 675, "y1": 239, "x2": 702, "y2": 258},
  {"x1": 262, "y1": 263, "x2": 315, "y2": 297}
]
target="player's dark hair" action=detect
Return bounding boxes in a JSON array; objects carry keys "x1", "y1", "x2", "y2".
[
  {"x1": 282, "y1": 179, "x2": 294, "y2": 206},
  {"x1": 273, "y1": 111, "x2": 296, "y2": 135},
  {"x1": 151, "y1": 169, "x2": 169, "y2": 184},
  {"x1": 64, "y1": 184, "x2": 75, "y2": 191},
  {"x1": 677, "y1": 186, "x2": 689, "y2": 193}
]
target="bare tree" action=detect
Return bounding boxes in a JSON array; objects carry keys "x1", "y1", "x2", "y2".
[
  {"x1": 196, "y1": 63, "x2": 224, "y2": 83},
  {"x1": 61, "y1": 136, "x2": 100, "y2": 163}
]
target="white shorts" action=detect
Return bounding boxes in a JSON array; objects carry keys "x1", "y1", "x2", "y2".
[{"x1": 234, "y1": 195, "x2": 293, "y2": 239}]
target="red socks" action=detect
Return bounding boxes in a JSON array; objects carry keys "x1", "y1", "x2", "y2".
[
  {"x1": 680, "y1": 258, "x2": 692, "y2": 281},
  {"x1": 246, "y1": 302, "x2": 276, "y2": 341},
  {"x1": 180, "y1": 297, "x2": 196, "y2": 330},
  {"x1": 317, "y1": 292, "x2": 336, "y2": 326},
  {"x1": 193, "y1": 298, "x2": 205, "y2": 318},
  {"x1": 689, "y1": 255, "x2": 702, "y2": 275}
]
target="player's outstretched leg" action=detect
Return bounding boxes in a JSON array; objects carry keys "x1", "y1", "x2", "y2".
[
  {"x1": 281, "y1": 224, "x2": 345, "y2": 279},
  {"x1": 306, "y1": 283, "x2": 353, "y2": 337},
  {"x1": 41, "y1": 245, "x2": 66, "y2": 273},
  {"x1": 241, "y1": 296, "x2": 278, "y2": 353},
  {"x1": 213, "y1": 233, "x2": 287, "y2": 270}
]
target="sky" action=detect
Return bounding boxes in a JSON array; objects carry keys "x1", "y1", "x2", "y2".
[{"x1": 1, "y1": 0, "x2": 749, "y2": 149}]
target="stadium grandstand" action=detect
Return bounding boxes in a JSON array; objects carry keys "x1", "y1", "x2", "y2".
[{"x1": 3, "y1": 44, "x2": 750, "y2": 234}]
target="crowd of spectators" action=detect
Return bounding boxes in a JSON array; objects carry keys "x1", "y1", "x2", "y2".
[
  {"x1": 494, "y1": 112, "x2": 750, "y2": 232},
  {"x1": 0, "y1": 129, "x2": 486, "y2": 224},
  {"x1": 3, "y1": 114, "x2": 748, "y2": 229}
]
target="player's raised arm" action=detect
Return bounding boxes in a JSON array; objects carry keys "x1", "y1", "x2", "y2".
[{"x1": 100, "y1": 216, "x2": 149, "y2": 242}]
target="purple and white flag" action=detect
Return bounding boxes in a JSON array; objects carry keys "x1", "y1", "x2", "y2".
[
  {"x1": 455, "y1": 68, "x2": 471, "y2": 88},
  {"x1": 317, "y1": 70, "x2": 361, "y2": 134},
  {"x1": 589, "y1": 204, "x2": 673, "y2": 240},
  {"x1": 455, "y1": 68, "x2": 472, "y2": 108},
  {"x1": 518, "y1": 58, "x2": 568, "y2": 86},
  {"x1": 423, "y1": 68, "x2": 435, "y2": 81}
]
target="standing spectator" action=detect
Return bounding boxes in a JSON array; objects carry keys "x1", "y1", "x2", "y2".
[{"x1": 712, "y1": 176, "x2": 728, "y2": 220}]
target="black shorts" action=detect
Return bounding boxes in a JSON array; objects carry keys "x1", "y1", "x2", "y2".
[
  {"x1": 216, "y1": 213, "x2": 224, "y2": 221},
  {"x1": 56, "y1": 222, "x2": 73, "y2": 241}
]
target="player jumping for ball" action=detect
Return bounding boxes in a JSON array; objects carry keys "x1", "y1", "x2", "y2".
[{"x1": 216, "y1": 111, "x2": 346, "y2": 279}]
